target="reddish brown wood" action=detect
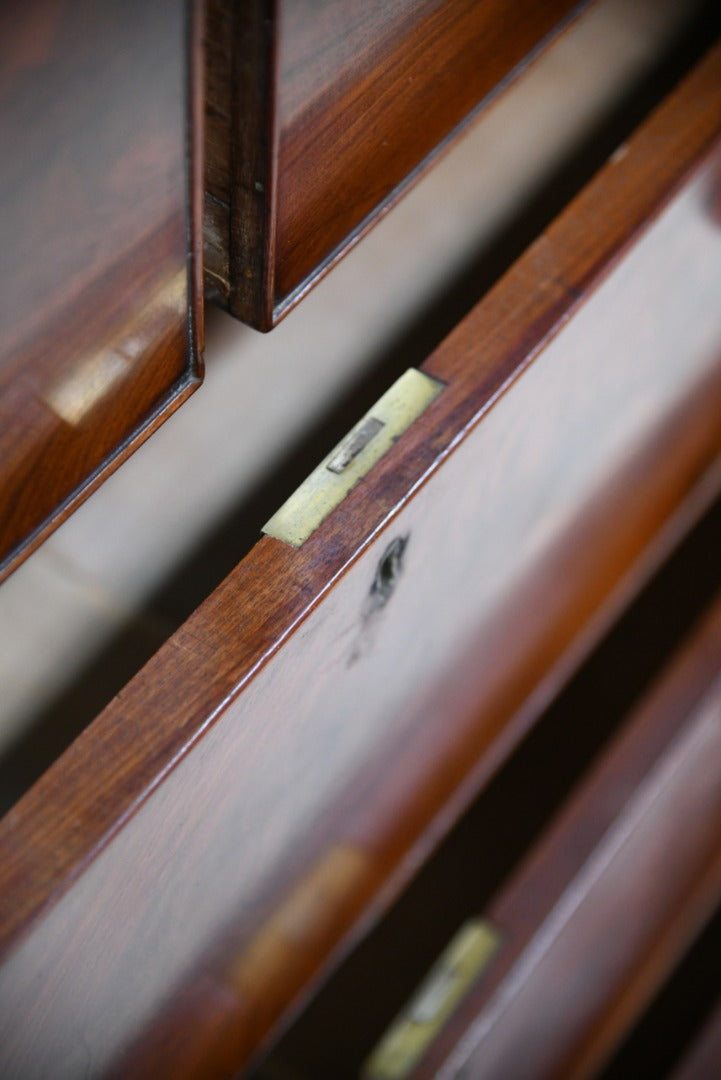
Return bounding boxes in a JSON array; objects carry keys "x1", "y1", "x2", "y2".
[
  {"x1": 2, "y1": 43, "x2": 721, "y2": 1078},
  {"x1": 404, "y1": 591, "x2": 721, "y2": 1079},
  {"x1": 206, "y1": 0, "x2": 585, "y2": 328},
  {"x1": 0, "y1": 0, "x2": 203, "y2": 582}
]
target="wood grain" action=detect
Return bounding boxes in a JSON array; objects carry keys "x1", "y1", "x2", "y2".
[
  {"x1": 0, "y1": 0, "x2": 203, "y2": 582},
  {"x1": 206, "y1": 0, "x2": 584, "y2": 328},
  {"x1": 405, "y1": 591, "x2": 721, "y2": 1079},
  {"x1": 2, "y1": 42, "x2": 721, "y2": 1078}
]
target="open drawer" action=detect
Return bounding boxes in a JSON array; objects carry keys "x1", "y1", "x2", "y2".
[
  {"x1": 263, "y1": 497, "x2": 721, "y2": 1079},
  {"x1": 2, "y1": 29, "x2": 721, "y2": 1080},
  {"x1": 204, "y1": 0, "x2": 585, "y2": 328}
]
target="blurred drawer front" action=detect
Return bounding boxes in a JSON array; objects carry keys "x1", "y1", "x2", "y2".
[
  {"x1": 0, "y1": 0, "x2": 203, "y2": 583},
  {"x1": 374, "y1": 588, "x2": 721, "y2": 1080}
]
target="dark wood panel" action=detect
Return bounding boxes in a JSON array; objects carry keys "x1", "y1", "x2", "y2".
[
  {"x1": 599, "y1": 901, "x2": 721, "y2": 1077},
  {"x1": 0, "y1": 0, "x2": 203, "y2": 582},
  {"x1": 401, "y1": 592, "x2": 721, "y2": 1079},
  {"x1": 2, "y1": 43, "x2": 721, "y2": 1078},
  {"x1": 672, "y1": 995, "x2": 721, "y2": 1080},
  {"x1": 206, "y1": 0, "x2": 584, "y2": 328}
]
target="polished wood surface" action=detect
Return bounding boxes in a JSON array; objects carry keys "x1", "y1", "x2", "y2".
[
  {"x1": 257, "y1": 495, "x2": 721, "y2": 1078},
  {"x1": 205, "y1": 0, "x2": 584, "y2": 328},
  {"x1": 2, "y1": 42, "x2": 721, "y2": 1078},
  {"x1": 0, "y1": 0, "x2": 203, "y2": 582},
  {"x1": 405, "y1": 591, "x2": 721, "y2": 1079}
]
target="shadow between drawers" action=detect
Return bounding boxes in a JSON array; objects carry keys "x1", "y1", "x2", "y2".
[
  {"x1": 0, "y1": 4, "x2": 719, "y2": 816},
  {"x1": 250, "y1": 495, "x2": 721, "y2": 1080}
]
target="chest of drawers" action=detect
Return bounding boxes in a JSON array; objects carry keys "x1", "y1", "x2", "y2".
[{"x1": 1, "y1": 3, "x2": 721, "y2": 1077}]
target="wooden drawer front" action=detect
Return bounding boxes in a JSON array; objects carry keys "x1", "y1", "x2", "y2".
[
  {"x1": 205, "y1": 0, "x2": 583, "y2": 328},
  {"x1": 3, "y1": 39, "x2": 721, "y2": 1080},
  {"x1": 389, "y1": 591, "x2": 721, "y2": 1080},
  {"x1": 0, "y1": 0, "x2": 203, "y2": 582}
]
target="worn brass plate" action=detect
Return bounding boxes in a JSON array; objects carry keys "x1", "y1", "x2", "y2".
[
  {"x1": 227, "y1": 844, "x2": 370, "y2": 1002},
  {"x1": 363, "y1": 918, "x2": 501, "y2": 1080},
  {"x1": 262, "y1": 369, "x2": 444, "y2": 547}
]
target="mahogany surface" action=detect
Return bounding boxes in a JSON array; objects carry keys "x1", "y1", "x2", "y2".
[
  {"x1": 205, "y1": 0, "x2": 584, "y2": 328},
  {"x1": 2, "y1": 42, "x2": 721, "y2": 1078},
  {"x1": 407, "y1": 591, "x2": 721, "y2": 1079},
  {"x1": 0, "y1": 0, "x2": 203, "y2": 582}
]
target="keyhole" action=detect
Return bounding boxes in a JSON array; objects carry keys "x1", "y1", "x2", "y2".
[{"x1": 372, "y1": 535, "x2": 408, "y2": 603}]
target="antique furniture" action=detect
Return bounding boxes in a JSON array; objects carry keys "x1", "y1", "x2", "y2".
[
  {"x1": 1, "y1": 2, "x2": 721, "y2": 1078},
  {"x1": 0, "y1": 0, "x2": 203, "y2": 580}
]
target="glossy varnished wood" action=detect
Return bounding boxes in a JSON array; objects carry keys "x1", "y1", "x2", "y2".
[
  {"x1": 205, "y1": 0, "x2": 584, "y2": 328},
  {"x1": 0, "y1": 0, "x2": 203, "y2": 581},
  {"x1": 404, "y1": 591, "x2": 721, "y2": 1079},
  {"x1": 2, "y1": 43, "x2": 721, "y2": 1078}
]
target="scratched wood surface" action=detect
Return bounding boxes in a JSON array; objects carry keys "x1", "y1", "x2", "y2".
[
  {"x1": 205, "y1": 0, "x2": 584, "y2": 328},
  {"x1": 0, "y1": 0, "x2": 203, "y2": 582},
  {"x1": 2, "y1": 42, "x2": 721, "y2": 1078},
  {"x1": 400, "y1": 590, "x2": 721, "y2": 1079}
]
